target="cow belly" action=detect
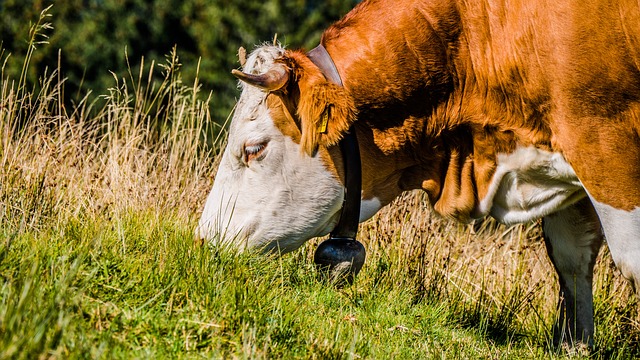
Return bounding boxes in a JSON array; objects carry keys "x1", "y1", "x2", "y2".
[{"x1": 476, "y1": 146, "x2": 586, "y2": 225}]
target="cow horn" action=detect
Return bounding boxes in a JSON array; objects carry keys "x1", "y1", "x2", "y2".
[
  {"x1": 231, "y1": 64, "x2": 289, "y2": 91},
  {"x1": 238, "y1": 47, "x2": 247, "y2": 67}
]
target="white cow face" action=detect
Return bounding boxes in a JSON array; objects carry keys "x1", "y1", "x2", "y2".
[{"x1": 196, "y1": 46, "x2": 354, "y2": 253}]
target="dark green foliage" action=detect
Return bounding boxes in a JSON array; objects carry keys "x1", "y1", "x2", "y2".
[{"x1": 0, "y1": 0, "x2": 360, "y2": 122}]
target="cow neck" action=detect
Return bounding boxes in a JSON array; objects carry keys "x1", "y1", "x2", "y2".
[{"x1": 307, "y1": 44, "x2": 362, "y2": 240}]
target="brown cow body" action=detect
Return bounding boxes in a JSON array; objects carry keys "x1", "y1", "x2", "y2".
[
  {"x1": 198, "y1": 0, "x2": 640, "y2": 347},
  {"x1": 319, "y1": 0, "x2": 640, "y2": 216}
]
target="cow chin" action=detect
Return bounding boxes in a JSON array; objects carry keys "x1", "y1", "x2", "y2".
[
  {"x1": 197, "y1": 182, "x2": 344, "y2": 254},
  {"x1": 247, "y1": 214, "x2": 341, "y2": 254}
]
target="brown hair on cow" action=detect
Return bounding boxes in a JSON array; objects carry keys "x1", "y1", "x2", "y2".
[{"x1": 284, "y1": 51, "x2": 357, "y2": 156}]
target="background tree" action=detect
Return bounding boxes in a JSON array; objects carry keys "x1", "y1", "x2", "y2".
[{"x1": 0, "y1": 0, "x2": 360, "y2": 122}]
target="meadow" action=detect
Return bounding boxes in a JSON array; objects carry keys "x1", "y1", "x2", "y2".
[{"x1": 1, "y1": 11, "x2": 639, "y2": 359}]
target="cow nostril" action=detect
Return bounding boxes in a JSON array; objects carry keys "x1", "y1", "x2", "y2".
[{"x1": 243, "y1": 141, "x2": 269, "y2": 163}]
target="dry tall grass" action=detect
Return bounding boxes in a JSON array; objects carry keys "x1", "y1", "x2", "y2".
[
  {"x1": 350, "y1": 192, "x2": 640, "y2": 351},
  {"x1": 1, "y1": 43, "x2": 220, "y2": 234}
]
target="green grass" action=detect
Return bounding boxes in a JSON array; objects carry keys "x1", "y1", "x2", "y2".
[
  {"x1": 1, "y1": 8, "x2": 639, "y2": 359},
  {"x1": 1, "y1": 209, "x2": 637, "y2": 359},
  {"x1": 0, "y1": 213, "x2": 545, "y2": 359}
]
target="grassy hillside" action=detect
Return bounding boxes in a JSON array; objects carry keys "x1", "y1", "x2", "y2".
[{"x1": 1, "y1": 15, "x2": 639, "y2": 360}]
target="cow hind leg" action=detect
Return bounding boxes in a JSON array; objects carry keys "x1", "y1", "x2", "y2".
[
  {"x1": 588, "y1": 196, "x2": 640, "y2": 297},
  {"x1": 542, "y1": 198, "x2": 604, "y2": 347},
  {"x1": 554, "y1": 115, "x2": 640, "y2": 298}
]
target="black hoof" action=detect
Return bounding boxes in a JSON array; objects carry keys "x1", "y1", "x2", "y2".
[{"x1": 314, "y1": 238, "x2": 366, "y2": 285}]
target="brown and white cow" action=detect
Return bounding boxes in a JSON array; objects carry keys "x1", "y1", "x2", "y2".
[{"x1": 197, "y1": 0, "x2": 640, "y2": 346}]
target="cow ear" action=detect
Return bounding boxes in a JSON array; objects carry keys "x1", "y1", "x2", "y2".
[{"x1": 296, "y1": 69, "x2": 356, "y2": 156}]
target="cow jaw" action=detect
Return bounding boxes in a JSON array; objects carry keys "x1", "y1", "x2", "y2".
[{"x1": 197, "y1": 47, "x2": 345, "y2": 253}]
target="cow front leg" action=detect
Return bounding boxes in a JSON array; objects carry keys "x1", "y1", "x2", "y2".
[{"x1": 542, "y1": 198, "x2": 604, "y2": 347}]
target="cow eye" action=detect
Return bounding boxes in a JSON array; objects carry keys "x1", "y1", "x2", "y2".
[{"x1": 243, "y1": 141, "x2": 268, "y2": 164}]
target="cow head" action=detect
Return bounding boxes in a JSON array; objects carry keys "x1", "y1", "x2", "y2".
[{"x1": 196, "y1": 45, "x2": 357, "y2": 253}]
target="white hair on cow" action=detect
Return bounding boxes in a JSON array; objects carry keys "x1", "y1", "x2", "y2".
[
  {"x1": 242, "y1": 44, "x2": 286, "y2": 77},
  {"x1": 198, "y1": 42, "x2": 346, "y2": 253},
  {"x1": 230, "y1": 44, "x2": 287, "y2": 137}
]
